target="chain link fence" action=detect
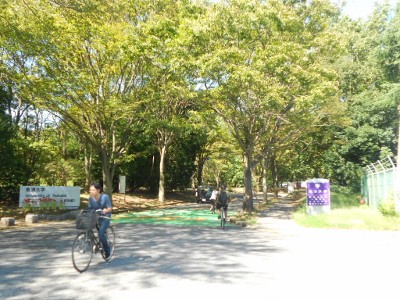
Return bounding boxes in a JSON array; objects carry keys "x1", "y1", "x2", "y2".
[{"x1": 361, "y1": 156, "x2": 399, "y2": 210}]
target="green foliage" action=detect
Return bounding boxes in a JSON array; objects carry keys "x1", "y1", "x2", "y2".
[
  {"x1": 378, "y1": 196, "x2": 398, "y2": 217},
  {"x1": 1, "y1": 0, "x2": 400, "y2": 201},
  {"x1": 0, "y1": 86, "x2": 33, "y2": 202},
  {"x1": 189, "y1": 0, "x2": 346, "y2": 210},
  {"x1": 295, "y1": 189, "x2": 360, "y2": 211},
  {"x1": 202, "y1": 127, "x2": 243, "y2": 187},
  {"x1": 325, "y1": 4, "x2": 399, "y2": 190},
  {"x1": 165, "y1": 129, "x2": 200, "y2": 190},
  {"x1": 330, "y1": 190, "x2": 360, "y2": 209}
]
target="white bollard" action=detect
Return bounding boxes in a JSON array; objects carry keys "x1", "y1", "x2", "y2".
[
  {"x1": 1, "y1": 217, "x2": 15, "y2": 226},
  {"x1": 25, "y1": 214, "x2": 39, "y2": 224}
]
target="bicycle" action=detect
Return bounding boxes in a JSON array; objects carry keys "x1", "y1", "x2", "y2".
[
  {"x1": 219, "y1": 205, "x2": 227, "y2": 229},
  {"x1": 72, "y1": 209, "x2": 116, "y2": 273}
]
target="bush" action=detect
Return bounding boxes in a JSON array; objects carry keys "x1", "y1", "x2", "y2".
[
  {"x1": 293, "y1": 190, "x2": 360, "y2": 212},
  {"x1": 330, "y1": 192, "x2": 360, "y2": 209},
  {"x1": 330, "y1": 185, "x2": 354, "y2": 194},
  {"x1": 379, "y1": 197, "x2": 398, "y2": 217}
]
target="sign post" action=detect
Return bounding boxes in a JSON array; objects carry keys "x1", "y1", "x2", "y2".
[
  {"x1": 119, "y1": 175, "x2": 126, "y2": 203},
  {"x1": 306, "y1": 178, "x2": 330, "y2": 215}
]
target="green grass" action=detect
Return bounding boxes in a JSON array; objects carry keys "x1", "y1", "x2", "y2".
[{"x1": 293, "y1": 192, "x2": 400, "y2": 231}]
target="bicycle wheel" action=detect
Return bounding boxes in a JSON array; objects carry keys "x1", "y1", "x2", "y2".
[
  {"x1": 101, "y1": 225, "x2": 116, "y2": 261},
  {"x1": 221, "y1": 209, "x2": 226, "y2": 229},
  {"x1": 72, "y1": 232, "x2": 93, "y2": 273}
]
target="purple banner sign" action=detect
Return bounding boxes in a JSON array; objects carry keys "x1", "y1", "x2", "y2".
[{"x1": 307, "y1": 180, "x2": 330, "y2": 206}]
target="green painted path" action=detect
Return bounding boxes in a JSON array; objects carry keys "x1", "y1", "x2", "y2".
[{"x1": 112, "y1": 207, "x2": 229, "y2": 227}]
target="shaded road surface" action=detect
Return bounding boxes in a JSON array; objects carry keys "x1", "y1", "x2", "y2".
[{"x1": 1, "y1": 197, "x2": 400, "y2": 300}]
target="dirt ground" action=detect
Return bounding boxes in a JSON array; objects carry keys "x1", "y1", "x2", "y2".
[
  {"x1": 0, "y1": 189, "x2": 198, "y2": 229},
  {"x1": 1, "y1": 188, "x2": 299, "y2": 229},
  {"x1": 109, "y1": 190, "x2": 197, "y2": 211}
]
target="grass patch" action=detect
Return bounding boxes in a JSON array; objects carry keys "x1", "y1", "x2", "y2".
[
  {"x1": 293, "y1": 191, "x2": 400, "y2": 231},
  {"x1": 231, "y1": 211, "x2": 258, "y2": 225},
  {"x1": 113, "y1": 208, "x2": 228, "y2": 227}
]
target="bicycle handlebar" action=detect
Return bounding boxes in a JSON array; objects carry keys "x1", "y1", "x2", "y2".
[{"x1": 95, "y1": 209, "x2": 111, "y2": 219}]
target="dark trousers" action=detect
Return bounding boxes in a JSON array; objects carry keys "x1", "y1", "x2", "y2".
[{"x1": 98, "y1": 218, "x2": 110, "y2": 255}]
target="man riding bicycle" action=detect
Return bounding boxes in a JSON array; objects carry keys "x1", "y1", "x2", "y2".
[
  {"x1": 216, "y1": 185, "x2": 230, "y2": 220},
  {"x1": 88, "y1": 182, "x2": 112, "y2": 261}
]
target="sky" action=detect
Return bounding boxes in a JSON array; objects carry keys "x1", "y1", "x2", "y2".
[{"x1": 333, "y1": 0, "x2": 398, "y2": 20}]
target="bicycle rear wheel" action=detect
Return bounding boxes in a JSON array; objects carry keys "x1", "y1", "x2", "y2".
[
  {"x1": 72, "y1": 232, "x2": 93, "y2": 273},
  {"x1": 101, "y1": 225, "x2": 116, "y2": 261}
]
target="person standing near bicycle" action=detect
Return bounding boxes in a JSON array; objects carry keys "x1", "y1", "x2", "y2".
[
  {"x1": 88, "y1": 182, "x2": 112, "y2": 260},
  {"x1": 216, "y1": 185, "x2": 230, "y2": 220},
  {"x1": 209, "y1": 186, "x2": 219, "y2": 211}
]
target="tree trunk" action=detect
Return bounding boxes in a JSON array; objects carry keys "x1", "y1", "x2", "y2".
[
  {"x1": 242, "y1": 153, "x2": 255, "y2": 212},
  {"x1": 271, "y1": 156, "x2": 278, "y2": 198},
  {"x1": 84, "y1": 145, "x2": 92, "y2": 192},
  {"x1": 397, "y1": 103, "x2": 400, "y2": 169},
  {"x1": 158, "y1": 144, "x2": 167, "y2": 202},
  {"x1": 196, "y1": 155, "x2": 205, "y2": 186},
  {"x1": 156, "y1": 129, "x2": 173, "y2": 203},
  {"x1": 214, "y1": 171, "x2": 220, "y2": 188},
  {"x1": 262, "y1": 164, "x2": 268, "y2": 203},
  {"x1": 100, "y1": 148, "x2": 114, "y2": 201}
]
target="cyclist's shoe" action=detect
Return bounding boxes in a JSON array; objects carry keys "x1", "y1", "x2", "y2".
[{"x1": 104, "y1": 252, "x2": 111, "y2": 261}]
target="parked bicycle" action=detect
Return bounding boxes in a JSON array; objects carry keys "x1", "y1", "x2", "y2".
[{"x1": 72, "y1": 209, "x2": 115, "y2": 273}]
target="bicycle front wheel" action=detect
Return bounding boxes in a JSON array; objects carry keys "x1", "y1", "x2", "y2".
[
  {"x1": 221, "y1": 209, "x2": 226, "y2": 229},
  {"x1": 72, "y1": 232, "x2": 93, "y2": 273},
  {"x1": 101, "y1": 225, "x2": 116, "y2": 261}
]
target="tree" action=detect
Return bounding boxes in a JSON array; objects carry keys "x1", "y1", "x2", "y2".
[
  {"x1": 329, "y1": 2, "x2": 398, "y2": 190},
  {"x1": 191, "y1": 0, "x2": 344, "y2": 211},
  {"x1": 0, "y1": 85, "x2": 19, "y2": 201},
  {"x1": 137, "y1": 0, "x2": 201, "y2": 201},
  {"x1": 0, "y1": 0, "x2": 146, "y2": 195},
  {"x1": 376, "y1": 3, "x2": 400, "y2": 208}
]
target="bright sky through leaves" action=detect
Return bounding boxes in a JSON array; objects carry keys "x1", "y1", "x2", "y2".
[{"x1": 332, "y1": 0, "x2": 398, "y2": 19}]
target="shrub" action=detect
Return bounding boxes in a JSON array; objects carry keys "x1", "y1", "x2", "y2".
[
  {"x1": 330, "y1": 192, "x2": 360, "y2": 209},
  {"x1": 379, "y1": 197, "x2": 398, "y2": 217}
]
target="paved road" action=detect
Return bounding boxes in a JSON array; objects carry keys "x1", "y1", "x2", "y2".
[{"x1": 1, "y1": 198, "x2": 400, "y2": 300}]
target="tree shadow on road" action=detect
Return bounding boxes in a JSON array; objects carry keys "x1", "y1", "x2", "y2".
[{"x1": 0, "y1": 216, "x2": 291, "y2": 297}]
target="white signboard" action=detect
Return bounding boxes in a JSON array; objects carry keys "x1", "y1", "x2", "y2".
[
  {"x1": 19, "y1": 186, "x2": 80, "y2": 210},
  {"x1": 119, "y1": 175, "x2": 126, "y2": 194},
  {"x1": 288, "y1": 182, "x2": 295, "y2": 193}
]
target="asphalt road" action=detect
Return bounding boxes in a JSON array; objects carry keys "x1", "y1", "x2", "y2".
[{"x1": 1, "y1": 198, "x2": 400, "y2": 300}]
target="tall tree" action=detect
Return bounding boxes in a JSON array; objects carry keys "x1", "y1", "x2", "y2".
[
  {"x1": 191, "y1": 0, "x2": 343, "y2": 211},
  {"x1": 0, "y1": 0, "x2": 146, "y2": 195},
  {"x1": 376, "y1": 2, "x2": 400, "y2": 207},
  {"x1": 329, "y1": 2, "x2": 398, "y2": 190},
  {"x1": 138, "y1": 0, "x2": 200, "y2": 202}
]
